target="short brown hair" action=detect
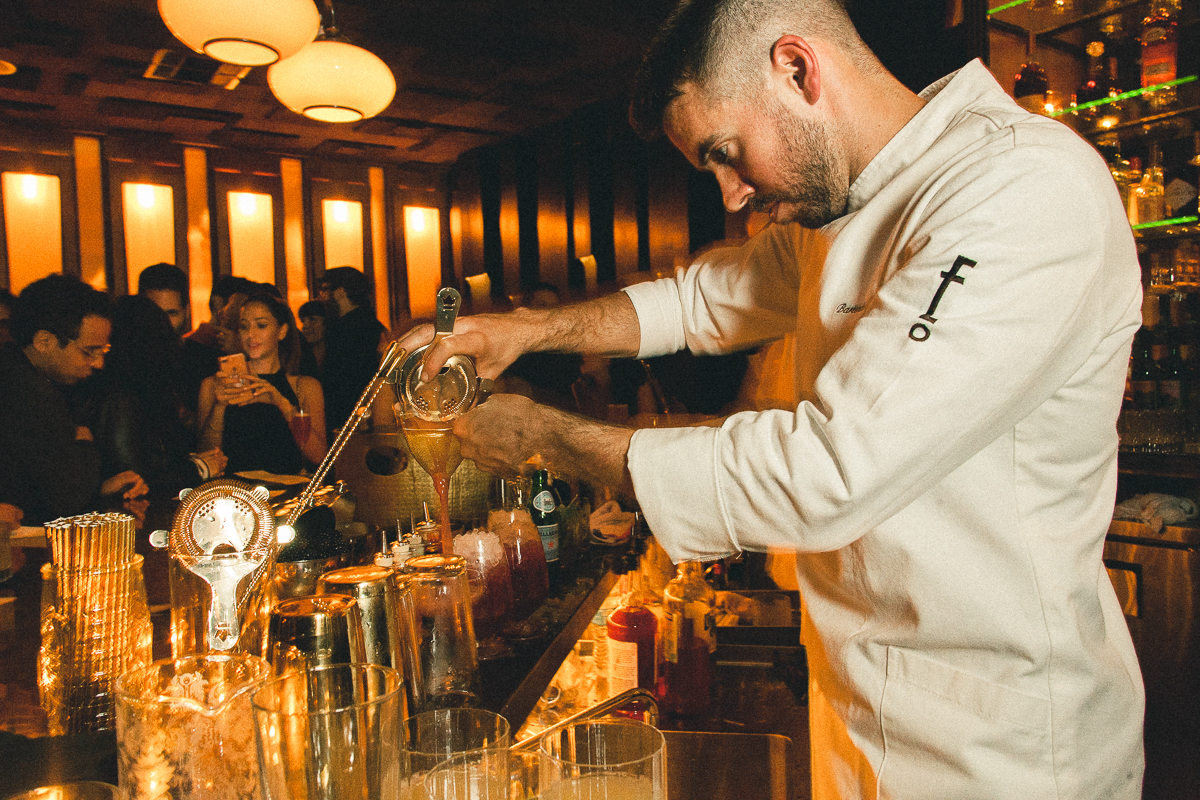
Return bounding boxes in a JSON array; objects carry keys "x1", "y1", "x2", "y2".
[{"x1": 629, "y1": 0, "x2": 876, "y2": 140}]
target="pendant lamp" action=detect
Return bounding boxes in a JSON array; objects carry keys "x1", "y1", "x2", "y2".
[
  {"x1": 268, "y1": 38, "x2": 396, "y2": 122},
  {"x1": 158, "y1": 0, "x2": 321, "y2": 66}
]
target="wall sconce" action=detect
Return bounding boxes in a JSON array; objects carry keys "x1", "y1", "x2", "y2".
[{"x1": 158, "y1": 0, "x2": 321, "y2": 66}]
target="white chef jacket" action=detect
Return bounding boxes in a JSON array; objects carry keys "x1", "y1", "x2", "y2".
[{"x1": 624, "y1": 60, "x2": 1145, "y2": 800}]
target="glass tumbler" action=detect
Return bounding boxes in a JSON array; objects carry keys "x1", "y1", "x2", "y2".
[
  {"x1": 402, "y1": 708, "x2": 511, "y2": 799},
  {"x1": 253, "y1": 664, "x2": 404, "y2": 800},
  {"x1": 40, "y1": 555, "x2": 154, "y2": 735},
  {"x1": 539, "y1": 719, "x2": 666, "y2": 800},
  {"x1": 115, "y1": 653, "x2": 271, "y2": 800},
  {"x1": 405, "y1": 554, "x2": 479, "y2": 707}
]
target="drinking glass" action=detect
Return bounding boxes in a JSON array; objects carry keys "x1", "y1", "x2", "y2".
[
  {"x1": 488, "y1": 507, "x2": 549, "y2": 640},
  {"x1": 253, "y1": 664, "x2": 404, "y2": 800},
  {"x1": 539, "y1": 719, "x2": 665, "y2": 800},
  {"x1": 168, "y1": 546, "x2": 274, "y2": 657},
  {"x1": 40, "y1": 555, "x2": 154, "y2": 735},
  {"x1": 115, "y1": 654, "x2": 270, "y2": 800},
  {"x1": 401, "y1": 708, "x2": 511, "y2": 799},
  {"x1": 451, "y1": 529, "x2": 514, "y2": 659},
  {"x1": 288, "y1": 408, "x2": 311, "y2": 446},
  {"x1": 406, "y1": 554, "x2": 479, "y2": 707},
  {"x1": 422, "y1": 748, "x2": 540, "y2": 800}
]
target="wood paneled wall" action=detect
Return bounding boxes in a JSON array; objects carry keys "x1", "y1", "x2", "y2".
[{"x1": 450, "y1": 99, "x2": 724, "y2": 306}]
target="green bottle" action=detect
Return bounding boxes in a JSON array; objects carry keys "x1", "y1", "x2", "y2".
[{"x1": 530, "y1": 470, "x2": 561, "y2": 577}]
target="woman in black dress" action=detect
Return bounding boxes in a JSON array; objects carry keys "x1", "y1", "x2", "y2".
[{"x1": 197, "y1": 292, "x2": 326, "y2": 474}]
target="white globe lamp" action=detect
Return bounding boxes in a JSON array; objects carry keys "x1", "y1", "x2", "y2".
[
  {"x1": 158, "y1": 0, "x2": 322, "y2": 66},
  {"x1": 268, "y1": 39, "x2": 396, "y2": 123}
]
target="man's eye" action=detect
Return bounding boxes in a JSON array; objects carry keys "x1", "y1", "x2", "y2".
[{"x1": 711, "y1": 146, "x2": 730, "y2": 165}]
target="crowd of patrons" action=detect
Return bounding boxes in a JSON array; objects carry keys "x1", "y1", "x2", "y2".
[{"x1": 0, "y1": 265, "x2": 389, "y2": 545}]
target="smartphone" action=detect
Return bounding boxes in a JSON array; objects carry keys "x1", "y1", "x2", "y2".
[{"x1": 219, "y1": 353, "x2": 248, "y2": 378}]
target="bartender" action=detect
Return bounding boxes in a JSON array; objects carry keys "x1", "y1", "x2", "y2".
[{"x1": 397, "y1": 0, "x2": 1144, "y2": 797}]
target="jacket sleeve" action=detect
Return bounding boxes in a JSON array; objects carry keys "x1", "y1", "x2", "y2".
[
  {"x1": 622, "y1": 224, "x2": 812, "y2": 358},
  {"x1": 627, "y1": 144, "x2": 1142, "y2": 561}
]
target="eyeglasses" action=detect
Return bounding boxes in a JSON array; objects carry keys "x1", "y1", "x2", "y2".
[{"x1": 72, "y1": 341, "x2": 111, "y2": 361}]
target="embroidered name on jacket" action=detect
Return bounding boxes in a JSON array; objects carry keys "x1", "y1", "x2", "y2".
[{"x1": 908, "y1": 255, "x2": 977, "y2": 342}]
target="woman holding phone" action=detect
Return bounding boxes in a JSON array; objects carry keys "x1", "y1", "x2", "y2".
[{"x1": 198, "y1": 292, "x2": 326, "y2": 474}]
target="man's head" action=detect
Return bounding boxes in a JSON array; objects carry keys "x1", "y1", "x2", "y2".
[
  {"x1": 14, "y1": 274, "x2": 113, "y2": 385},
  {"x1": 209, "y1": 275, "x2": 258, "y2": 322},
  {"x1": 320, "y1": 267, "x2": 372, "y2": 316},
  {"x1": 137, "y1": 262, "x2": 189, "y2": 335},
  {"x1": 298, "y1": 300, "x2": 327, "y2": 345},
  {"x1": 630, "y1": 0, "x2": 880, "y2": 228}
]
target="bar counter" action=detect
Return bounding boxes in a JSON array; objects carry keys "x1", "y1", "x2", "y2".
[{"x1": 0, "y1": 497, "x2": 812, "y2": 798}]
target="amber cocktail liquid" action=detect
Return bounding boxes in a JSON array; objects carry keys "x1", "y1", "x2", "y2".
[{"x1": 401, "y1": 422, "x2": 463, "y2": 552}]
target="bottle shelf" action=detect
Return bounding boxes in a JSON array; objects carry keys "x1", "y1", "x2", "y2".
[
  {"x1": 990, "y1": 0, "x2": 1197, "y2": 38},
  {"x1": 1119, "y1": 450, "x2": 1200, "y2": 477}
]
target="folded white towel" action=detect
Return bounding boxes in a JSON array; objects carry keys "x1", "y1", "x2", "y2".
[{"x1": 1113, "y1": 493, "x2": 1199, "y2": 532}]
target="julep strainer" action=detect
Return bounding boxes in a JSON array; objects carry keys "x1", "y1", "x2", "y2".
[{"x1": 150, "y1": 479, "x2": 288, "y2": 652}]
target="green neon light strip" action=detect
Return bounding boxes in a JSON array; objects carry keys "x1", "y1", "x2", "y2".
[
  {"x1": 1055, "y1": 75, "x2": 1197, "y2": 116},
  {"x1": 1133, "y1": 216, "x2": 1200, "y2": 231},
  {"x1": 1050, "y1": 75, "x2": 1199, "y2": 117},
  {"x1": 988, "y1": 0, "x2": 1035, "y2": 14}
]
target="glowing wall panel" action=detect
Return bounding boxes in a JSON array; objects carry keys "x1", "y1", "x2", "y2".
[
  {"x1": 322, "y1": 199, "x2": 364, "y2": 272},
  {"x1": 227, "y1": 191, "x2": 275, "y2": 285},
  {"x1": 122, "y1": 182, "x2": 176, "y2": 293},
  {"x1": 2, "y1": 173, "x2": 63, "y2": 293},
  {"x1": 404, "y1": 206, "x2": 440, "y2": 319}
]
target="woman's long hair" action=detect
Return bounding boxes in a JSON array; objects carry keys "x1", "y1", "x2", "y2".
[{"x1": 241, "y1": 291, "x2": 302, "y2": 376}]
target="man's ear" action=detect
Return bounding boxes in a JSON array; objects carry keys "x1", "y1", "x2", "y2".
[
  {"x1": 771, "y1": 35, "x2": 821, "y2": 105},
  {"x1": 30, "y1": 329, "x2": 59, "y2": 353}
]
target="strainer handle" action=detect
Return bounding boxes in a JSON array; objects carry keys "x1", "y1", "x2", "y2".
[{"x1": 287, "y1": 341, "x2": 408, "y2": 526}]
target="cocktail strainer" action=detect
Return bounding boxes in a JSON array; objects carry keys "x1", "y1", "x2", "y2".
[
  {"x1": 150, "y1": 479, "x2": 280, "y2": 651},
  {"x1": 398, "y1": 287, "x2": 490, "y2": 422}
]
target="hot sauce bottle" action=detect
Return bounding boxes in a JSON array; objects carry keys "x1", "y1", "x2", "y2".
[{"x1": 606, "y1": 571, "x2": 659, "y2": 701}]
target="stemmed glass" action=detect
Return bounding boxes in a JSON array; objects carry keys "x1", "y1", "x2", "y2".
[{"x1": 396, "y1": 410, "x2": 464, "y2": 556}]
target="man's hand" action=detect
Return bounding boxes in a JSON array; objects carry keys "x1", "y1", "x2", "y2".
[
  {"x1": 396, "y1": 309, "x2": 540, "y2": 384},
  {"x1": 394, "y1": 292, "x2": 641, "y2": 383},
  {"x1": 453, "y1": 394, "x2": 635, "y2": 494},
  {"x1": 100, "y1": 470, "x2": 149, "y2": 501}
]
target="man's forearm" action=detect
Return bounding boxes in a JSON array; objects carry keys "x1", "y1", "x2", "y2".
[
  {"x1": 521, "y1": 291, "x2": 641, "y2": 358},
  {"x1": 541, "y1": 406, "x2": 636, "y2": 496}
]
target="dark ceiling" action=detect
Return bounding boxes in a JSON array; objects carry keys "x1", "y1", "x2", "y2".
[{"x1": 0, "y1": 0, "x2": 675, "y2": 173}]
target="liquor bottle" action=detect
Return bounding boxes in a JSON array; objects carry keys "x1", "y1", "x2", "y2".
[
  {"x1": 1140, "y1": 0, "x2": 1179, "y2": 89},
  {"x1": 1109, "y1": 151, "x2": 1140, "y2": 212},
  {"x1": 1014, "y1": 60, "x2": 1051, "y2": 115},
  {"x1": 661, "y1": 561, "x2": 717, "y2": 716},
  {"x1": 1130, "y1": 329, "x2": 1161, "y2": 411},
  {"x1": 1129, "y1": 145, "x2": 1166, "y2": 226},
  {"x1": 606, "y1": 571, "x2": 659, "y2": 699},
  {"x1": 530, "y1": 469, "x2": 561, "y2": 577},
  {"x1": 1076, "y1": 41, "x2": 1108, "y2": 105},
  {"x1": 1158, "y1": 303, "x2": 1186, "y2": 411}
]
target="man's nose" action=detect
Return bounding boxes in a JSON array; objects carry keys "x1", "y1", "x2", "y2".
[{"x1": 717, "y1": 172, "x2": 753, "y2": 212}]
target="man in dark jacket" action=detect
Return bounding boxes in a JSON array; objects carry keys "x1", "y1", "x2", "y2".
[
  {"x1": 320, "y1": 267, "x2": 386, "y2": 433},
  {"x1": 0, "y1": 275, "x2": 146, "y2": 524}
]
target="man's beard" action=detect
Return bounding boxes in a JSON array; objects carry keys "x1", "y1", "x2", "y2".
[{"x1": 749, "y1": 104, "x2": 847, "y2": 229}]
